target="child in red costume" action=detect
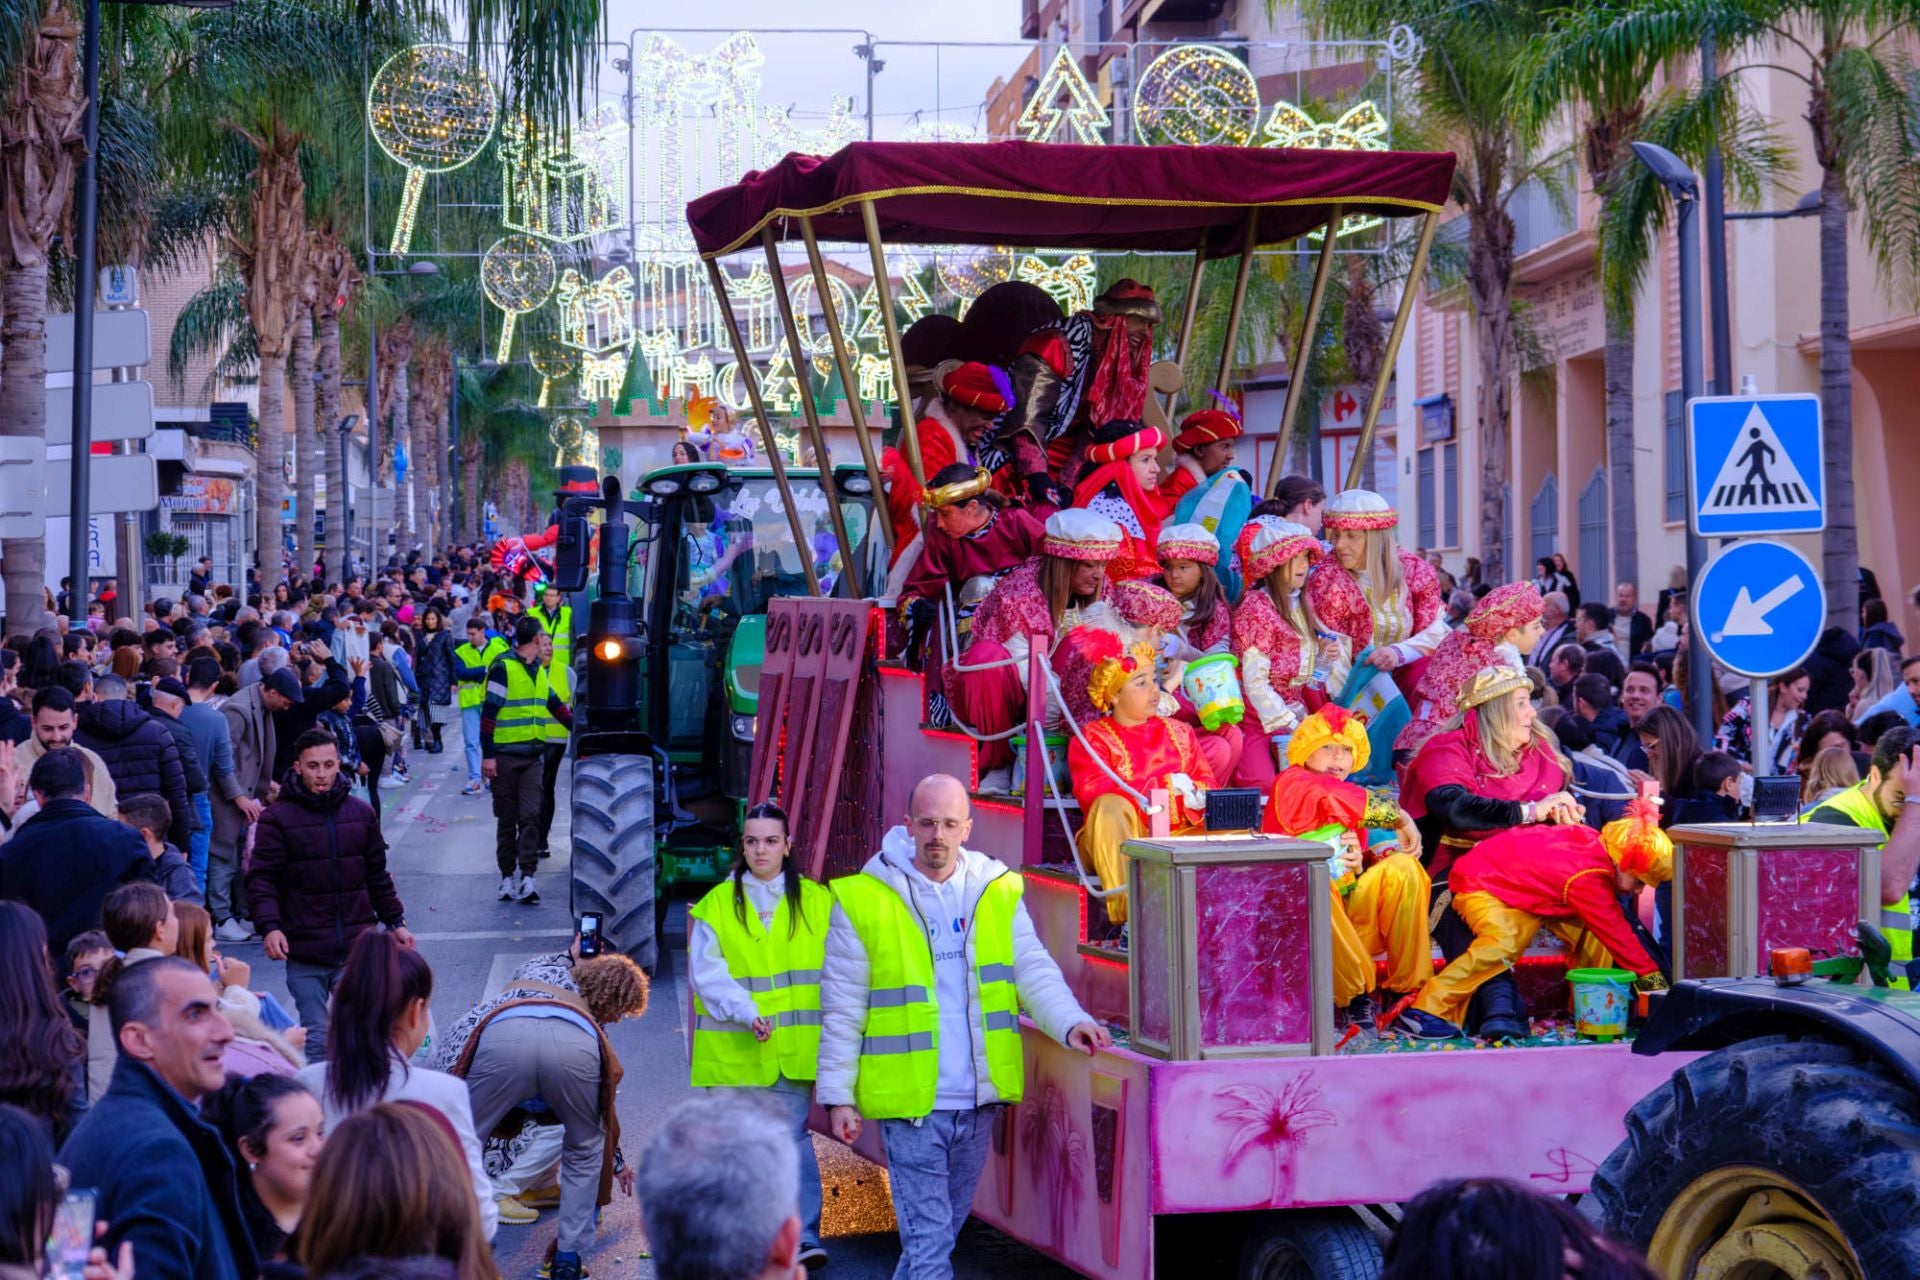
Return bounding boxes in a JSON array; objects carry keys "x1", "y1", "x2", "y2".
[{"x1": 1263, "y1": 707, "x2": 1439, "y2": 1030}]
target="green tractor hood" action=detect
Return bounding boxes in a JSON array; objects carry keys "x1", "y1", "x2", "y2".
[{"x1": 726, "y1": 614, "x2": 765, "y2": 715}]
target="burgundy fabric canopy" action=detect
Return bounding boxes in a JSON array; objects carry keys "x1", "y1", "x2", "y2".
[{"x1": 686, "y1": 140, "x2": 1455, "y2": 260}]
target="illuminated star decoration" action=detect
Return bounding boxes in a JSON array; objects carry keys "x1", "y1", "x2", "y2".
[
  {"x1": 1262, "y1": 100, "x2": 1390, "y2": 238},
  {"x1": 1132, "y1": 44, "x2": 1262, "y2": 147},
  {"x1": 479, "y1": 235, "x2": 557, "y2": 363},
  {"x1": 856, "y1": 250, "x2": 932, "y2": 346},
  {"x1": 1015, "y1": 47, "x2": 1109, "y2": 145},
  {"x1": 1015, "y1": 253, "x2": 1097, "y2": 315},
  {"x1": 500, "y1": 103, "x2": 629, "y2": 244},
  {"x1": 367, "y1": 44, "x2": 499, "y2": 255}
]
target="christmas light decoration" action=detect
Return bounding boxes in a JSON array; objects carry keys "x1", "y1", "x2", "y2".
[
  {"x1": 1133, "y1": 45, "x2": 1261, "y2": 147},
  {"x1": 899, "y1": 119, "x2": 984, "y2": 143},
  {"x1": 786, "y1": 271, "x2": 864, "y2": 356},
  {"x1": 500, "y1": 103, "x2": 629, "y2": 244},
  {"x1": 556, "y1": 266, "x2": 637, "y2": 355},
  {"x1": 936, "y1": 246, "x2": 1014, "y2": 305},
  {"x1": 856, "y1": 351, "x2": 895, "y2": 404},
  {"x1": 1015, "y1": 252, "x2": 1097, "y2": 314},
  {"x1": 723, "y1": 263, "x2": 782, "y2": 354},
  {"x1": 549, "y1": 414, "x2": 599, "y2": 467},
  {"x1": 528, "y1": 330, "x2": 578, "y2": 408},
  {"x1": 580, "y1": 351, "x2": 630, "y2": 405},
  {"x1": 367, "y1": 44, "x2": 499, "y2": 254},
  {"x1": 761, "y1": 95, "x2": 862, "y2": 165},
  {"x1": 758, "y1": 342, "x2": 803, "y2": 415},
  {"x1": 1015, "y1": 47, "x2": 1109, "y2": 145},
  {"x1": 1263, "y1": 99, "x2": 1390, "y2": 237},
  {"x1": 479, "y1": 235, "x2": 557, "y2": 363},
  {"x1": 856, "y1": 249, "x2": 931, "y2": 345},
  {"x1": 634, "y1": 32, "x2": 764, "y2": 254}
]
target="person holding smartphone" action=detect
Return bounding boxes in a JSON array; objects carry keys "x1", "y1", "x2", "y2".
[{"x1": 686, "y1": 801, "x2": 832, "y2": 1272}]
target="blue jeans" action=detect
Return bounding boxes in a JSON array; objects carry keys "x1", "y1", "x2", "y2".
[
  {"x1": 285, "y1": 959, "x2": 341, "y2": 1061},
  {"x1": 188, "y1": 793, "x2": 212, "y2": 896},
  {"x1": 880, "y1": 1108, "x2": 999, "y2": 1280},
  {"x1": 462, "y1": 705, "x2": 482, "y2": 783},
  {"x1": 711, "y1": 1078, "x2": 822, "y2": 1249}
]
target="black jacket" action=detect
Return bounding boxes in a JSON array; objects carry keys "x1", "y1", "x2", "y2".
[
  {"x1": 245, "y1": 772, "x2": 404, "y2": 966},
  {"x1": 58, "y1": 1057, "x2": 259, "y2": 1280},
  {"x1": 76, "y1": 699, "x2": 192, "y2": 848},
  {"x1": 270, "y1": 662, "x2": 352, "y2": 780},
  {"x1": 0, "y1": 798, "x2": 149, "y2": 957},
  {"x1": 1584, "y1": 705, "x2": 1648, "y2": 772},
  {"x1": 0, "y1": 695, "x2": 28, "y2": 745},
  {"x1": 1805, "y1": 626, "x2": 1862, "y2": 717}
]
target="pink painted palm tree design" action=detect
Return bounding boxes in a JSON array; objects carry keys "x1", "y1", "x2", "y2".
[
  {"x1": 1020, "y1": 1079, "x2": 1087, "y2": 1249},
  {"x1": 1216, "y1": 1074, "x2": 1337, "y2": 1207}
]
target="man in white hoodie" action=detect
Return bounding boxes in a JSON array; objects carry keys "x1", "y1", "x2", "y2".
[{"x1": 819, "y1": 773, "x2": 1108, "y2": 1280}]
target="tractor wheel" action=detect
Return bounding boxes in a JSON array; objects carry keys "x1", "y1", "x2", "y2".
[
  {"x1": 1239, "y1": 1214, "x2": 1381, "y2": 1280},
  {"x1": 1596, "y1": 1034, "x2": 1920, "y2": 1280},
  {"x1": 570, "y1": 753, "x2": 657, "y2": 975}
]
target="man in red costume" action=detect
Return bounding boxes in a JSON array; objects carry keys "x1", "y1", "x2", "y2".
[
  {"x1": 1263, "y1": 707, "x2": 1443, "y2": 1032},
  {"x1": 914, "y1": 361, "x2": 1017, "y2": 489},
  {"x1": 1006, "y1": 280, "x2": 1160, "y2": 500},
  {"x1": 894, "y1": 463, "x2": 1047, "y2": 668},
  {"x1": 1160, "y1": 406, "x2": 1244, "y2": 504},
  {"x1": 1060, "y1": 625, "x2": 1216, "y2": 926}
]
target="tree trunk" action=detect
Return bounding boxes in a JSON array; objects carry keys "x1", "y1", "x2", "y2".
[
  {"x1": 1468, "y1": 199, "x2": 1517, "y2": 583},
  {"x1": 316, "y1": 305, "x2": 344, "y2": 585},
  {"x1": 503, "y1": 457, "x2": 530, "y2": 535},
  {"x1": 459, "y1": 426, "x2": 483, "y2": 543},
  {"x1": 255, "y1": 351, "x2": 287, "y2": 597},
  {"x1": 1344, "y1": 257, "x2": 1385, "y2": 494},
  {"x1": 0, "y1": 260, "x2": 50, "y2": 634},
  {"x1": 1603, "y1": 309, "x2": 1637, "y2": 593},
  {"x1": 1816, "y1": 157, "x2": 1856, "y2": 630},
  {"x1": 291, "y1": 305, "x2": 316, "y2": 587}
]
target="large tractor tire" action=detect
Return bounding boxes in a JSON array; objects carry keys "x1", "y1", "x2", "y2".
[
  {"x1": 1595, "y1": 1034, "x2": 1920, "y2": 1280},
  {"x1": 570, "y1": 753, "x2": 657, "y2": 974},
  {"x1": 1239, "y1": 1214, "x2": 1381, "y2": 1280}
]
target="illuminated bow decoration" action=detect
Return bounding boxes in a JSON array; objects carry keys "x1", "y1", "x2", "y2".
[
  {"x1": 1015, "y1": 253, "x2": 1097, "y2": 315},
  {"x1": 1261, "y1": 99, "x2": 1388, "y2": 151}
]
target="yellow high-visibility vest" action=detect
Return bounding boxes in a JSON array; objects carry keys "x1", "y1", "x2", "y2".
[
  {"x1": 455, "y1": 637, "x2": 507, "y2": 709},
  {"x1": 1806, "y1": 782, "x2": 1913, "y2": 989},
  {"x1": 688, "y1": 877, "x2": 831, "y2": 1086},
  {"x1": 491, "y1": 655, "x2": 550, "y2": 748}
]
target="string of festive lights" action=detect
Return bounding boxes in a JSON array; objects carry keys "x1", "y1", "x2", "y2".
[
  {"x1": 1015, "y1": 252, "x2": 1097, "y2": 314},
  {"x1": 500, "y1": 103, "x2": 628, "y2": 244},
  {"x1": 367, "y1": 44, "x2": 498, "y2": 255},
  {"x1": 1133, "y1": 44, "x2": 1261, "y2": 147},
  {"x1": 528, "y1": 329, "x2": 578, "y2": 409},
  {"x1": 1015, "y1": 46, "x2": 1109, "y2": 144},
  {"x1": 480, "y1": 235, "x2": 557, "y2": 363},
  {"x1": 1265, "y1": 99, "x2": 1390, "y2": 237}
]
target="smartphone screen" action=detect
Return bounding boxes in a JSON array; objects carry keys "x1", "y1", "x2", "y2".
[
  {"x1": 578, "y1": 912, "x2": 603, "y2": 958},
  {"x1": 48, "y1": 1190, "x2": 95, "y2": 1280}
]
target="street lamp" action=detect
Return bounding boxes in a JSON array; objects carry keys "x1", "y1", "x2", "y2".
[
  {"x1": 65, "y1": 0, "x2": 235, "y2": 628},
  {"x1": 1632, "y1": 141, "x2": 1715, "y2": 746}
]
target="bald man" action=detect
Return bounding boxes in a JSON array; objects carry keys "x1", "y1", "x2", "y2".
[{"x1": 818, "y1": 773, "x2": 1108, "y2": 1279}]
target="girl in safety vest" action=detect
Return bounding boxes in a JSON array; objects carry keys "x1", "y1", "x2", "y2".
[{"x1": 686, "y1": 801, "x2": 831, "y2": 1271}]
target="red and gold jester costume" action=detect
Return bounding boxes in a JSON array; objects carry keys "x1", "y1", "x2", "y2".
[
  {"x1": 1305, "y1": 490, "x2": 1446, "y2": 706},
  {"x1": 1263, "y1": 708, "x2": 1433, "y2": 1005},
  {"x1": 1060, "y1": 627, "x2": 1217, "y2": 925}
]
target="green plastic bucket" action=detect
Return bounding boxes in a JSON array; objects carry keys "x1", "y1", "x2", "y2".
[{"x1": 1567, "y1": 967, "x2": 1635, "y2": 1040}]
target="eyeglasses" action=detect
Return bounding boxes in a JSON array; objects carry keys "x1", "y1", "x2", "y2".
[{"x1": 69, "y1": 965, "x2": 100, "y2": 982}]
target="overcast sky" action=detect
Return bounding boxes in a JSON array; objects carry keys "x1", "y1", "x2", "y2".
[{"x1": 594, "y1": 1, "x2": 1028, "y2": 137}]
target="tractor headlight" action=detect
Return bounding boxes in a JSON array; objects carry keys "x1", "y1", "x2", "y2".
[
  {"x1": 646, "y1": 476, "x2": 684, "y2": 497},
  {"x1": 730, "y1": 713, "x2": 756, "y2": 741},
  {"x1": 687, "y1": 471, "x2": 724, "y2": 494}
]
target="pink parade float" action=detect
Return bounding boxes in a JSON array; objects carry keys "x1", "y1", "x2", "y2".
[{"x1": 684, "y1": 142, "x2": 1889, "y2": 1278}]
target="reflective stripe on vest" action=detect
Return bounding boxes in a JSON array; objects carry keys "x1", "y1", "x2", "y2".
[
  {"x1": 1805, "y1": 782, "x2": 1913, "y2": 989},
  {"x1": 492, "y1": 657, "x2": 551, "y2": 747},
  {"x1": 455, "y1": 638, "x2": 507, "y2": 708},
  {"x1": 543, "y1": 664, "x2": 573, "y2": 743},
  {"x1": 831, "y1": 868, "x2": 1027, "y2": 1119},
  {"x1": 687, "y1": 878, "x2": 831, "y2": 1087}
]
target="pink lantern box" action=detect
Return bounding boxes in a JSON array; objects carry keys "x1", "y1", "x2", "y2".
[
  {"x1": 1671, "y1": 821, "x2": 1886, "y2": 980},
  {"x1": 1124, "y1": 834, "x2": 1335, "y2": 1060}
]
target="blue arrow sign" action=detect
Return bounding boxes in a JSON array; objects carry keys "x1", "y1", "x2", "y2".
[
  {"x1": 1693, "y1": 539, "x2": 1826, "y2": 678},
  {"x1": 1687, "y1": 393, "x2": 1823, "y2": 536}
]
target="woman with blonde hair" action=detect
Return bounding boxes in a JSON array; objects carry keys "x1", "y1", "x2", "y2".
[
  {"x1": 1401, "y1": 666, "x2": 1587, "y2": 1040},
  {"x1": 1305, "y1": 490, "x2": 1447, "y2": 703},
  {"x1": 1850, "y1": 647, "x2": 1899, "y2": 721},
  {"x1": 171, "y1": 903, "x2": 305, "y2": 1076},
  {"x1": 293, "y1": 1102, "x2": 499, "y2": 1280},
  {"x1": 1801, "y1": 744, "x2": 1862, "y2": 808}
]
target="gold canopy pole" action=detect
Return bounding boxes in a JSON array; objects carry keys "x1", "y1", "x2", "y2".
[
  {"x1": 764, "y1": 226, "x2": 864, "y2": 597},
  {"x1": 1346, "y1": 208, "x2": 1440, "y2": 491},
  {"x1": 1165, "y1": 245, "x2": 1208, "y2": 421},
  {"x1": 704, "y1": 256, "x2": 821, "y2": 596},
  {"x1": 800, "y1": 215, "x2": 892, "y2": 561},
  {"x1": 1268, "y1": 206, "x2": 1344, "y2": 498},
  {"x1": 859, "y1": 198, "x2": 925, "y2": 489},
  {"x1": 1212, "y1": 207, "x2": 1262, "y2": 394}
]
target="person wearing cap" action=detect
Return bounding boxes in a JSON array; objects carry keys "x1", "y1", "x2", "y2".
[
  {"x1": 1155, "y1": 524, "x2": 1233, "y2": 659},
  {"x1": 1071, "y1": 419, "x2": 1174, "y2": 582},
  {"x1": 895, "y1": 463, "x2": 1046, "y2": 665},
  {"x1": 1232, "y1": 519, "x2": 1337, "y2": 790},
  {"x1": 1306, "y1": 491, "x2": 1448, "y2": 704},
  {"x1": 1262, "y1": 707, "x2": 1439, "y2": 1033},
  {"x1": 1058, "y1": 626, "x2": 1217, "y2": 925},
  {"x1": 945, "y1": 510, "x2": 1125, "y2": 783},
  {"x1": 1401, "y1": 666, "x2": 1603, "y2": 1040},
  {"x1": 1395, "y1": 583, "x2": 1547, "y2": 760},
  {"x1": 1165, "y1": 407, "x2": 1253, "y2": 597},
  {"x1": 481, "y1": 616, "x2": 574, "y2": 905},
  {"x1": 1112, "y1": 578, "x2": 1242, "y2": 784},
  {"x1": 1411, "y1": 674, "x2": 1672, "y2": 1039},
  {"x1": 915, "y1": 361, "x2": 1017, "y2": 494}
]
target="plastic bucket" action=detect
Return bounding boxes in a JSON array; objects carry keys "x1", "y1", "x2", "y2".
[
  {"x1": 1010, "y1": 733, "x2": 1070, "y2": 797},
  {"x1": 1566, "y1": 967, "x2": 1635, "y2": 1040},
  {"x1": 1180, "y1": 653, "x2": 1245, "y2": 730}
]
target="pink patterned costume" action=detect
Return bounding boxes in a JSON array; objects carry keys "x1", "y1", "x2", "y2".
[
  {"x1": 1305, "y1": 550, "x2": 1446, "y2": 709},
  {"x1": 1395, "y1": 581, "x2": 1545, "y2": 757}
]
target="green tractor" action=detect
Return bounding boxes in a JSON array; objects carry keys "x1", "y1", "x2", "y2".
[
  {"x1": 553, "y1": 461, "x2": 879, "y2": 971},
  {"x1": 1598, "y1": 928, "x2": 1920, "y2": 1279}
]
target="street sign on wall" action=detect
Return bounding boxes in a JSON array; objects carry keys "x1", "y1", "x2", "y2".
[
  {"x1": 45, "y1": 454, "x2": 158, "y2": 518},
  {"x1": 1693, "y1": 539, "x2": 1826, "y2": 678},
  {"x1": 45, "y1": 310, "x2": 151, "y2": 372},
  {"x1": 1687, "y1": 393, "x2": 1823, "y2": 537},
  {"x1": 45, "y1": 381, "x2": 155, "y2": 446}
]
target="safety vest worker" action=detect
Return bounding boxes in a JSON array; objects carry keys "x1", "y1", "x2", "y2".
[
  {"x1": 685, "y1": 802, "x2": 833, "y2": 1269},
  {"x1": 1804, "y1": 734, "x2": 1920, "y2": 988},
  {"x1": 530, "y1": 587, "x2": 574, "y2": 676},
  {"x1": 455, "y1": 626, "x2": 509, "y2": 710},
  {"x1": 542, "y1": 663, "x2": 573, "y2": 745},
  {"x1": 815, "y1": 777, "x2": 1109, "y2": 1279},
  {"x1": 482, "y1": 617, "x2": 572, "y2": 904}
]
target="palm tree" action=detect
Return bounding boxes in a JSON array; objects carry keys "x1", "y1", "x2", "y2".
[
  {"x1": 290, "y1": 302, "x2": 316, "y2": 584},
  {"x1": 1512, "y1": 5, "x2": 1788, "y2": 592},
  {"x1": 0, "y1": 0, "x2": 85, "y2": 632},
  {"x1": 309, "y1": 224, "x2": 357, "y2": 584},
  {"x1": 1526, "y1": 0, "x2": 1920, "y2": 627}
]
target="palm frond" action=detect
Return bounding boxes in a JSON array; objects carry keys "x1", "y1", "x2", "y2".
[{"x1": 167, "y1": 269, "x2": 249, "y2": 391}]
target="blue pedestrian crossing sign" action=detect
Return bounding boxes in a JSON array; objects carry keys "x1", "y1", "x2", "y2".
[
  {"x1": 1687, "y1": 393, "x2": 1823, "y2": 536},
  {"x1": 1693, "y1": 539, "x2": 1826, "y2": 678}
]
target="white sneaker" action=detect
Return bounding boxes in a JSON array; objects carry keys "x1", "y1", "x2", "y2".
[
  {"x1": 515, "y1": 875, "x2": 540, "y2": 904},
  {"x1": 214, "y1": 918, "x2": 253, "y2": 943},
  {"x1": 498, "y1": 875, "x2": 519, "y2": 901},
  {"x1": 978, "y1": 766, "x2": 1014, "y2": 794}
]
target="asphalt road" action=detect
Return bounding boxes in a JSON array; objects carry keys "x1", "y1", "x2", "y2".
[{"x1": 230, "y1": 722, "x2": 1078, "y2": 1280}]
